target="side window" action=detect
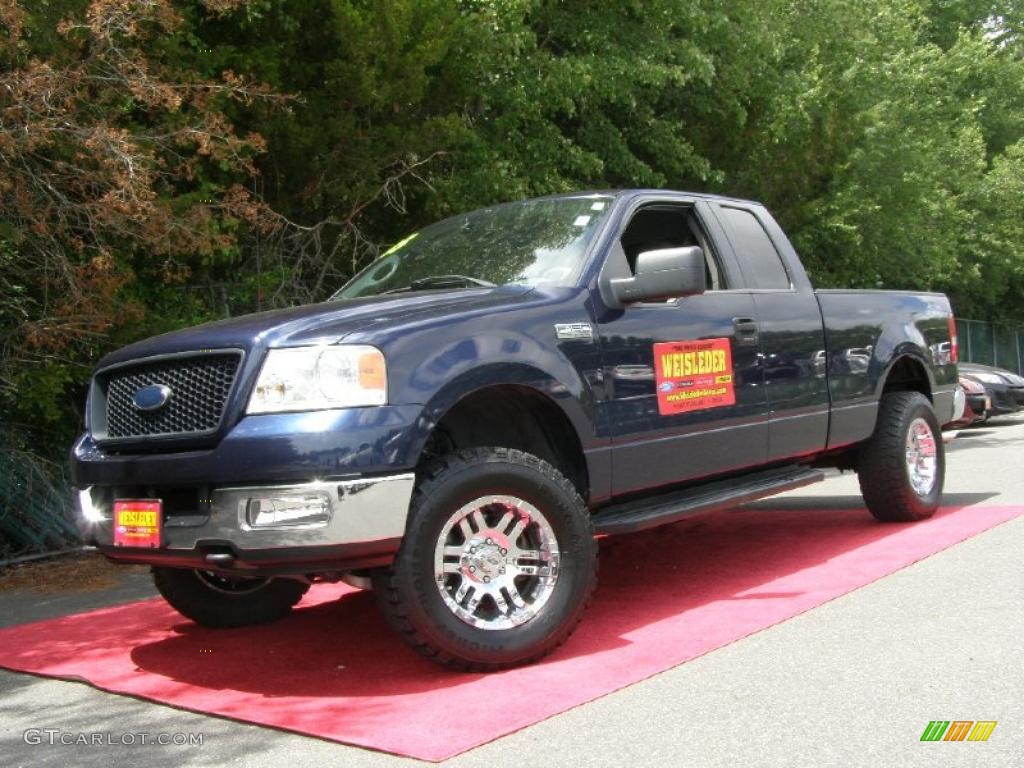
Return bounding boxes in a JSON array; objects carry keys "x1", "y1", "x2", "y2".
[
  {"x1": 619, "y1": 205, "x2": 726, "y2": 290},
  {"x1": 716, "y1": 206, "x2": 790, "y2": 289}
]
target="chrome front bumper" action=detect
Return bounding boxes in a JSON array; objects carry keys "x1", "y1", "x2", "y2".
[{"x1": 77, "y1": 473, "x2": 415, "y2": 559}]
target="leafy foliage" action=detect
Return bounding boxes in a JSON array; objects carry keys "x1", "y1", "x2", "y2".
[
  {"x1": 1, "y1": 0, "x2": 1023, "y2": 471},
  {"x1": 0, "y1": 0, "x2": 275, "y2": 456}
]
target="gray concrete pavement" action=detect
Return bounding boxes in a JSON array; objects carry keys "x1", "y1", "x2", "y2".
[
  {"x1": 0, "y1": 568, "x2": 155, "y2": 630},
  {"x1": 2, "y1": 417, "x2": 1022, "y2": 768}
]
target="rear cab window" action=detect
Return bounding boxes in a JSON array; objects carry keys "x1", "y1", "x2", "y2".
[{"x1": 715, "y1": 206, "x2": 791, "y2": 290}]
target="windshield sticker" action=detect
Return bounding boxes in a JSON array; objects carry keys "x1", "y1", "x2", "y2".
[
  {"x1": 654, "y1": 338, "x2": 735, "y2": 415},
  {"x1": 590, "y1": 201, "x2": 607, "y2": 211},
  {"x1": 573, "y1": 215, "x2": 591, "y2": 227},
  {"x1": 380, "y1": 232, "x2": 418, "y2": 259}
]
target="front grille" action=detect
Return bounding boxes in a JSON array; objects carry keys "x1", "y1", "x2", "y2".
[{"x1": 98, "y1": 352, "x2": 242, "y2": 441}]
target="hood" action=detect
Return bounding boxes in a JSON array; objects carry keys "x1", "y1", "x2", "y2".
[{"x1": 98, "y1": 286, "x2": 532, "y2": 368}]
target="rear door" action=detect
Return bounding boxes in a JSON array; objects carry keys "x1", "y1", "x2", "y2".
[
  {"x1": 593, "y1": 196, "x2": 769, "y2": 497},
  {"x1": 707, "y1": 202, "x2": 829, "y2": 461}
]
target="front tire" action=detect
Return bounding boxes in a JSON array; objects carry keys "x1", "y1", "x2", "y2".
[
  {"x1": 152, "y1": 567, "x2": 309, "y2": 628},
  {"x1": 857, "y1": 391, "x2": 945, "y2": 522},
  {"x1": 373, "y1": 447, "x2": 597, "y2": 671}
]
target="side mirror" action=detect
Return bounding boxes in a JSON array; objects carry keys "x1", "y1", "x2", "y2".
[{"x1": 609, "y1": 246, "x2": 707, "y2": 305}]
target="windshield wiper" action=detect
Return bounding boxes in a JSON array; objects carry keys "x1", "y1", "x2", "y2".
[{"x1": 385, "y1": 275, "x2": 497, "y2": 294}]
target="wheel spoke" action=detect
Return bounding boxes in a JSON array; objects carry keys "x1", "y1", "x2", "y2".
[
  {"x1": 441, "y1": 561, "x2": 462, "y2": 574},
  {"x1": 515, "y1": 548, "x2": 543, "y2": 563},
  {"x1": 442, "y1": 545, "x2": 464, "y2": 559},
  {"x1": 458, "y1": 518, "x2": 473, "y2": 541},
  {"x1": 464, "y1": 588, "x2": 483, "y2": 614},
  {"x1": 506, "y1": 584, "x2": 527, "y2": 610},
  {"x1": 507, "y1": 518, "x2": 527, "y2": 543},
  {"x1": 471, "y1": 509, "x2": 487, "y2": 533},
  {"x1": 495, "y1": 510, "x2": 514, "y2": 535},
  {"x1": 492, "y1": 589, "x2": 510, "y2": 616}
]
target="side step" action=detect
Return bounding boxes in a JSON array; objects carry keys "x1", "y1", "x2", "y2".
[{"x1": 591, "y1": 466, "x2": 826, "y2": 536}]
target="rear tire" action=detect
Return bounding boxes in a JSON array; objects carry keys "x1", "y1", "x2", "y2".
[
  {"x1": 857, "y1": 392, "x2": 944, "y2": 522},
  {"x1": 373, "y1": 447, "x2": 597, "y2": 671},
  {"x1": 152, "y1": 567, "x2": 309, "y2": 628}
]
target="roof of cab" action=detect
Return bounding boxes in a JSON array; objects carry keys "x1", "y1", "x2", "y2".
[{"x1": 532, "y1": 188, "x2": 763, "y2": 207}]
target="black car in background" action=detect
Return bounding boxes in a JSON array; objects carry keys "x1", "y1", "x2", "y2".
[{"x1": 959, "y1": 363, "x2": 1024, "y2": 416}]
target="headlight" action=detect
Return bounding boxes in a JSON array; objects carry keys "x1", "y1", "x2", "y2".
[
  {"x1": 247, "y1": 345, "x2": 386, "y2": 414},
  {"x1": 968, "y1": 372, "x2": 1003, "y2": 385}
]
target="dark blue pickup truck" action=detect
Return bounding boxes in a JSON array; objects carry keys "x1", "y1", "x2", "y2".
[{"x1": 72, "y1": 190, "x2": 958, "y2": 670}]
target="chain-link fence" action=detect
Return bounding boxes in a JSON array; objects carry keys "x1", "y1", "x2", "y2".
[
  {"x1": 956, "y1": 319, "x2": 1024, "y2": 374},
  {"x1": 0, "y1": 450, "x2": 80, "y2": 564}
]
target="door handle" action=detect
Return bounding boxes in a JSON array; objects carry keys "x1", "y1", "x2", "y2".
[{"x1": 732, "y1": 317, "x2": 759, "y2": 345}]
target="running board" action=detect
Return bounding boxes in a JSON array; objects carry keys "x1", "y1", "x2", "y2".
[{"x1": 592, "y1": 466, "x2": 825, "y2": 536}]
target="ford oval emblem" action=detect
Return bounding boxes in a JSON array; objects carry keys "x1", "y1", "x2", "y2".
[{"x1": 133, "y1": 384, "x2": 173, "y2": 411}]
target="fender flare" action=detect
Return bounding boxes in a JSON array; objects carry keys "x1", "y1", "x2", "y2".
[
  {"x1": 402, "y1": 362, "x2": 609, "y2": 500},
  {"x1": 408, "y1": 362, "x2": 594, "y2": 456},
  {"x1": 874, "y1": 346, "x2": 936, "y2": 400}
]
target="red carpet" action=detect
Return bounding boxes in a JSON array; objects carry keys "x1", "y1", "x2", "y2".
[{"x1": 0, "y1": 503, "x2": 1020, "y2": 761}]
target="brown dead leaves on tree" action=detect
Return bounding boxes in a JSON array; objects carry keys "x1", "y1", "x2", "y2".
[{"x1": 0, "y1": 0, "x2": 282, "y2": 359}]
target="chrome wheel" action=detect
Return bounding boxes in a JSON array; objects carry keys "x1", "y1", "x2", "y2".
[
  {"x1": 434, "y1": 495, "x2": 560, "y2": 630},
  {"x1": 905, "y1": 417, "x2": 938, "y2": 496}
]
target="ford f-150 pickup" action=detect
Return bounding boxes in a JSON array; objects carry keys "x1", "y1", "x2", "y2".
[{"x1": 72, "y1": 190, "x2": 958, "y2": 670}]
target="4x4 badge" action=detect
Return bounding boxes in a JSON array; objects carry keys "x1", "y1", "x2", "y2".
[{"x1": 554, "y1": 323, "x2": 594, "y2": 341}]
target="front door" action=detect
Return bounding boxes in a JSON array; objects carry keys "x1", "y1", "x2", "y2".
[{"x1": 593, "y1": 200, "x2": 768, "y2": 497}]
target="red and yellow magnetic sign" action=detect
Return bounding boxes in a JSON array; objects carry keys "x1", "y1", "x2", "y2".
[
  {"x1": 113, "y1": 500, "x2": 162, "y2": 548},
  {"x1": 653, "y1": 337, "x2": 736, "y2": 415}
]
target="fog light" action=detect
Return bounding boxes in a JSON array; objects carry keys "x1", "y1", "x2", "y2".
[
  {"x1": 77, "y1": 488, "x2": 107, "y2": 523},
  {"x1": 245, "y1": 493, "x2": 332, "y2": 528}
]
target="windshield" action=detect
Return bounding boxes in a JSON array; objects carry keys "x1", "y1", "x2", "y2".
[{"x1": 334, "y1": 195, "x2": 614, "y2": 299}]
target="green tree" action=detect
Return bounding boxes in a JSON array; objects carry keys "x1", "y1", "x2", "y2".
[{"x1": 3, "y1": 0, "x2": 1024, "y2": 480}]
